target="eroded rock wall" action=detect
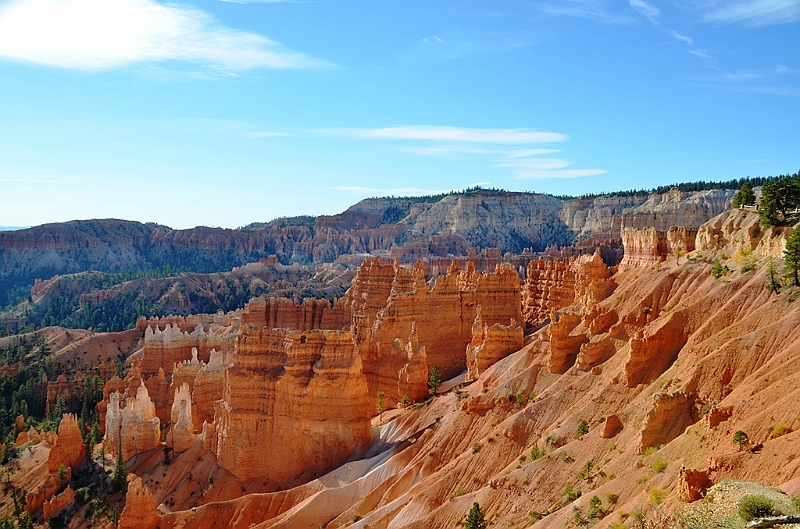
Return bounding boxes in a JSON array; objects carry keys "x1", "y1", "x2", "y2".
[{"x1": 212, "y1": 326, "x2": 372, "y2": 482}]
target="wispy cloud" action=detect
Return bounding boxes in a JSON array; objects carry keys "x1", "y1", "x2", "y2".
[
  {"x1": 220, "y1": 0, "x2": 303, "y2": 3},
  {"x1": 410, "y1": 29, "x2": 531, "y2": 61},
  {"x1": 690, "y1": 64, "x2": 799, "y2": 97},
  {"x1": 323, "y1": 125, "x2": 605, "y2": 180},
  {"x1": 688, "y1": 48, "x2": 714, "y2": 60},
  {"x1": 497, "y1": 157, "x2": 608, "y2": 179},
  {"x1": 629, "y1": 0, "x2": 660, "y2": 21},
  {"x1": 327, "y1": 126, "x2": 567, "y2": 144},
  {"x1": 0, "y1": 0, "x2": 330, "y2": 71},
  {"x1": 699, "y1": 0, "x2": 800, "y2": 26},
  {"x1": 539, "y1": 0, "x2": 634, "y2": 24},
  {"x1": 628, "y1": 0, "x2": 695, "y2": 46}
]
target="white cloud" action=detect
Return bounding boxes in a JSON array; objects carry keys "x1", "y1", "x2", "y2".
[
  {"x1": 700, "y1": 0, "x2": 800, "y2": 26},
  {"x1": 322, "y1": 125, "x2": 604, "y2": 181},
  {"x1": 0, "y1": 0, "x2": 329, "y2": 71},
  {"x1": 539, "y1": 0, "x2": 634, "y2": 24},
  {"x1": 514, "y1": 169, "x2": 608, "y2": 179},
  {"x1": 629, "y1": 0, "x2": 660, "y2": 21},
  {"x1": 497, "y1": 157, "x2": 607, "y2": 179},
  {"x1": 342, "y1": 126, "x2": 567, "y2": 144},
  {"x1": 688, "y1": 48, "x2": 714, "y2": 60},
  {"x1": 506, "y1": 148, "x2": 562, "y2": 158}
]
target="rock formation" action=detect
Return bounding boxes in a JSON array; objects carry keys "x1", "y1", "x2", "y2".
[
  {"x1": 522, "y1": 258, "x2": 575, "y2": 328},
  {"x1": 619, "y1": 227, "x2": 668, "y2": 269},
  {"x1": 118, "y1": 476, "x2": 158, "y2": 529},
  {"x1": 547, "y1": 310, "x2": 586, "y2": 373},
  {"x1": 351, "y1": 259, "x2": 522, "y2": 395},
  {"x1": 395, "y1": 323, "x2": 429, "y2": 404},
  {"x1": 170, "y1": 383, "x2": 195, "y2": 453},
  {"x1": 192, "y1": 348, "x2": 229, "y2": 430},
  {"x1": 210, "y1": 326, "x2": 373, "y2": 482},
  {"x1": 47, "y1": 413, "x2": 86, "y2": 473},
  {"x1": 637, "y1": 392, "x2": 695, "y2": 454},
  {"x1": 678, "y1": 466, "x2": 712, "y2": 503},
  {"x1": 105, "y1": 384, "x2": 161, "y2": 460},
  {"x1": 142, "y1": 323, "x2": 231, "y2": 376},
  {"x1": 625, "y1": 311, "x2": 687, "y2": 387},
  {"x1": 241, "y1": 296, "x2": 347, "y2": 330},
  {"x1": 466, "y1": 307, "x2": 524, "y2": 382},
  {"x1": 43, "y1": 486, "x2": 74, "y2": 520}
]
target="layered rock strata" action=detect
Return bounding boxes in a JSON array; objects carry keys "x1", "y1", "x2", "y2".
[
  {"x1": 522, "y1": 258, "x2": 575, "y2": 328},
  {"x1": 351, "y1": 259, "x2": 522, "y2": 392},
  {"x1": 170, "y1": 383, "x2": 195, "y2": 453},
  {"x1": 466, "y1": 307, "x2": 524, "y2": 382},
  {"x1": 105, "y1": 384, "x2": 161, "y2": 460},
  {"x1": 210, "y1": 326, "x2": 373, "y2": 482},
  {"x1": 142, "y1": 323, "x2": 232, "y2": 376}
]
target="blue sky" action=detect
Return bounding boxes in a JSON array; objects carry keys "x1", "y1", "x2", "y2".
[{"x1": 0, "y1": 0, "x2": 798, "y2": 229}]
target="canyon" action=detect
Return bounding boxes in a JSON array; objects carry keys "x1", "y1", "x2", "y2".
[{"x1": 4, "y1": 189, "x2": 800, "y2": 529}]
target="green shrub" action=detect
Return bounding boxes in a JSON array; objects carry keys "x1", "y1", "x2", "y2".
[
  {"x1": 588, "y1": 495, "x2": 604, "y2": 519},
  {"x1": 741, "y1": 262, "x2": 757, "y2": 274},
  {"x1": 652, "y1": 457, "x2": 667, "y2": 474},
  {"x1": 642, "y1": 446, "x2": 658, "y2": 456},
  {"x1": 605, "y1": 492, "x2": 618, "y2": 505},
  {"x1": 465, "y1": 502, "x2": 487, "y2": 529},
  {"x1": 530, "y1": 444, "x2": 546, "y2": 461},
  {"x1": 649, "y1": 487, "x2": 667, "y2": 506},
  {"x1": 738, "y1": 494, "x2": 778, "y2": 521},
  {"x1": 564, "y1": 484, "x2": 581, "y2": 503},
  {"x1": 712, "y1": 260, "x2": 731, "y2": 279},
  {"x1": 771, "y1": 424, "x2": 791, "y2": 438},
  {"x1": 575, "y1": 419, "x2": 589, "y2": 438},
  {"x1": 733, "y1": 430, "x2": 749, "y2": 450}
]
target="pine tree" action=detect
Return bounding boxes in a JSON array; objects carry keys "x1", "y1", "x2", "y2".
[
  {"x1": 785, "y1": 228, "x2": 800, "y2": 287},
  {"x1": 112, "y1": 440, "x2": 127, "y2": 492},
  {"x1": 428, "y1": 365, "x2": 441, "y2": 395},
  {"x1": 733, "y1": 181, "x2": 756, "y2": 208},
  {"x1": 465, "y1": 502, "x2": 487, "y2": 529}
]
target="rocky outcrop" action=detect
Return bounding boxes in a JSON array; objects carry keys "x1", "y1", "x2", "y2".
[
  {"x1": 352, "y1": 259, "x2": 522, "y2": 395},
  {"x1": 694, "y1": 208, "x2": 787, "y2": 258},
  {"x1": 576, "y1": 335, "x2": 616, "y2": 371},
  {"x1": 637, "y1": 392, "x2": 695, "y2": 454},
  {"x1": 547, "y1": 310, "x2": 586, "y2": 374},
  {"x1": 26, "y1": 414, "x2": 84, "y2": 514},
  {"x1": 625, "y1": 311, "x2": 688, "y2": 387},
  {"x1": 466, "y1": 307, "x2": 524, "y2": 382},
  {"x1": 192, "y1": 349, "x2": 229, "y2": 430},
  {"x1": 143, "y1": 368, "x2": 170, "y2": 424},
  {"x1": 619, "y1": 228, "x2": 668, "y2": 270},
  {"x1": 170, "y1": 383, "x2": 196, "y2": 453},
  {"x1": 522, "y1": 258, "x2": 575, "y2": 328},
  {"x1": 142, "y1": 323, "x2": 232, "y2": 376},
  {"x1": 395, "y1": 323, "x2": 429, "y2": 404},
  {"x1": 43, "y1": 486, "x2": 74, "y2": 520},
  {"x1": 572, "y1": 250, "x2": 614, "y2": 308},
  {"x1": 105, "y1": 385, "x2": 161, "y2": 461},
  {"x1": 600, "y1": 415, "x2": 623, "y2": 438},
  {"x1": 48, "y1": 413, "x2": 86, "y2": 473},
  {"x1": 45, "y1": 375, "x2": 74, "y2": 414},
  {"x1": 211, "y1": 326, "x2": 373, "y2": 482},
  {"x1": 118, "y1": 476, "x2": 159, "y2": 529},
  {"x1": 241, "y1": 296, "x2": 347, "y2": 331},
  {"x1": 678, "y1": 466, "x2": 712, "y2": 503},
  {"x1": 26, "y1": 474, "x2": 62, "y2": 514}
]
